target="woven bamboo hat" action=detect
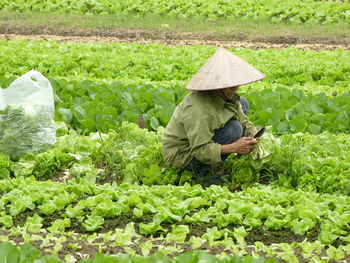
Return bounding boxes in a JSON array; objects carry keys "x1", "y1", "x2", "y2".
[{"x1": 186, "y1": 48, "x2": 265, "y2": 91}]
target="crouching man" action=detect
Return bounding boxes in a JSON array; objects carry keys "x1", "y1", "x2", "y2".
[{"x1": 162, "y1": 48, "x2": 265, "y2": 184}]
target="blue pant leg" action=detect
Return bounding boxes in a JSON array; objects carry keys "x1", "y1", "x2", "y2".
[
  {"x1": 184, "y1": 119, "x2": 244, "y2": 179},
  {"x1": 240, "y1": 96, "x2": 249, "y2": 116},
  {"x1": 212, "y1": 119, "x2": 243, "y2": 161},
  {"x1": 211, "y1": 96, "x2": 248, "y2": 160},
  {"x1": 212, "y1": 119, "x2": 243, "y2": 144}
]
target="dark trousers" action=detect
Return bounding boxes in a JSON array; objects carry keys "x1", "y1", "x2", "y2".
[{"x1": 184, "y1": 97, "x2": 249, "y2": 182}]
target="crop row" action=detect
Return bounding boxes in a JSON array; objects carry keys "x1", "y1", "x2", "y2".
[
  {"x1": 0, "y1": 170, "x2": 349, "y2": 247},
  {"x1": 2, "y1": 78, "x2": 348, "y2": 136},
  {"x1": 0, "y1": 242, "x2": 280, "y2": 263},
  {"x1": 52, "y1": 81, "x2": 349, "y2": 134},
  {"x1": 0, "y1": 242, "x2": 279, "y2": 263},
  {"x1": 0, "y1": 0, "x2": 349, "y2": 25},
  {"x1": 1, "y1": 122, "x2": 349, "y2": 195},
  {"x1": 0, "y1": 41, "x2": 349, "y2": 90},
  {"x1": 1, "y1": 228, "x2": 348, "y2": 262}
]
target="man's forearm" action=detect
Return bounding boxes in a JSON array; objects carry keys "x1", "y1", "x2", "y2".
[
  {"x1": 221, "y1": 137, "x2": 258, "y2": 155},
  {"x1": 221, "y1": 143, "x2": 237, "y2": 154}
]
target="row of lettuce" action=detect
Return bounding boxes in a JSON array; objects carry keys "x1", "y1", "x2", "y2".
[
  {"x1": 0, "y1": 164, "x2": 350, "y2": 243},
  {"x1": 0, "y1": 0, "x2": 349, "y2": 25},
  {"x1": 0, "y1": 41, "x2": 348, "y2": 88},
  {"x1": 0, "y1": 242, "x2": 279, "y2": 263},
  {"x1": 1, "y1": 78, "x2": 349, "y2": 138},
  {"x1": 1, "y1": 122, "x2": 349, "y2": 195},
  {"x1": 0, "y1": 171, "x2": 348, "y2": 253},
  {"x1": 1, "y1": 226, "x2": 348, "y2": 262}
]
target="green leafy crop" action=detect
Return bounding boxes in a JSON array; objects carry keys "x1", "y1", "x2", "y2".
[
  {"x1": 0, "y1": 0, "x2": 349, "y2": 25},
  {"x1": 0, "y1": 106, "x2": 55, "y2": 161}
]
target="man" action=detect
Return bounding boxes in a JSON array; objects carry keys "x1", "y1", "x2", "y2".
[{"x1": 162, "y1": 48, "x2": 265, "y2": 183}]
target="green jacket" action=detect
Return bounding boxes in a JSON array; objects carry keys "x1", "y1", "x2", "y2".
[{"x1": 162, "y1": 90, "x2": 257, "y2": 170}]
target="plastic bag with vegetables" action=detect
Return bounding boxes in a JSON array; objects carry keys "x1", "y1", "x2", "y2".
[{"x1": 0, "y1": 70, "x2": 56, "y2": 160}]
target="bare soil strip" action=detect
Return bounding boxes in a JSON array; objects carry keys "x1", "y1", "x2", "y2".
[{"x1": 1, "y1": 32, "x2": 349, "y2": 51}]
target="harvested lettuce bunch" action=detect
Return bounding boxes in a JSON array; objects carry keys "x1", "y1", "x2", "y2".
[
  {"x1": 0, "y1": 106, "x2": 55, "y2": 160},
  {"x1": 226, "y1": 128, "x2": 281, "y2": 186}
]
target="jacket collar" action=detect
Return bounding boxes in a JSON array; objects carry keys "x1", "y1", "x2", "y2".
[{"x1": 213, "y1": 90, "x2": 240, "y2": 107}]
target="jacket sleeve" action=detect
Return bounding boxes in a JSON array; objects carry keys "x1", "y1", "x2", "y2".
[
  {"x1": 182, "y1": 107, "x2": 222, "y2": 169},
  {"x1": 237, "y1": 103, "x2": 258, "y2": 137}
]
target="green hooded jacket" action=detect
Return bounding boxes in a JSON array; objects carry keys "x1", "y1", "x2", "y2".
[{"x1": 162, "y1": 90, "x2": 257, "y2": 170}]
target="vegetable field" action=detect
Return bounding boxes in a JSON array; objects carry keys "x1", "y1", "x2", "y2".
[
  {"x1": 1, "y1": 0, "x2": 349, "y2": 25},
  {"x1": 0, "y1": 2, "x2": 350, "y2": 262}
]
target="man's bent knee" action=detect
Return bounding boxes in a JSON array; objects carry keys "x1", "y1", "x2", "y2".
[
  {"x1": 225, "y1": 120, "x2": 243, "y2": 143},
  {"x1": 213, "y1": 119, "x2": 243, "y2": 145}
]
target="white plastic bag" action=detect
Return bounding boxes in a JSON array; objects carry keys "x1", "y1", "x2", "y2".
[{"x1": 0, "y1": 70, "x2": 56, "y2": 160}]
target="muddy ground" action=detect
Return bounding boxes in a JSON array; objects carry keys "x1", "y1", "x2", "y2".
[{"x1": 0, "y1": 27, "x2": 349, "y2": 50}]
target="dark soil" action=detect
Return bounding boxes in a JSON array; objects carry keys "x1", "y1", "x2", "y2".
[
  {"x1": 0, "y1": 24, "x2": 349, "y2": 45},
  {"x1": 245, "y1": 226, "x2": 320, "y2": 245},
  {"x1": 1, "y1": 30, "x2": 349, "y2": 51}
]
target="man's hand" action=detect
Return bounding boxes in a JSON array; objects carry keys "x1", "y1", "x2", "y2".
[
  {"x1": 232, "y1": 136, "x2": 258, "y2": 154},
  {"x1": 221, "y1": 136, "x2": 258, "y2": 155}
]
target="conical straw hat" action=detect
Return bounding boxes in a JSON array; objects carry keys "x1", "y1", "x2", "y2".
[{"x1": 186, "y1": 48, "x2": 265, "y2": 91}]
